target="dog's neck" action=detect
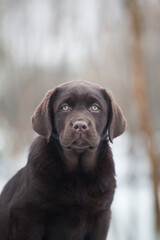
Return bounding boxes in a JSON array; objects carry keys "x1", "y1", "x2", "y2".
[
  {"x1": 61, "y1": 148, "x2": 98, "y2": 173},
  {"x1": 29, "y1": 136, "x2": 112, "y2": 180},
  {"x1": 50, "y1": 134, "x2": 97, "y2": 172}
]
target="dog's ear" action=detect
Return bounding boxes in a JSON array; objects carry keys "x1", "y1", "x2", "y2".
[
  {"x1": 31, "y1": 89, "x2": 57, "y2": 141},
  {"x1": 102, "y1": 90, "x2": 126, "y2": 143}
]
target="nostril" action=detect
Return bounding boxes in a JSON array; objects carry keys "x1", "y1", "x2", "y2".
[
  {"x1": 73, "y1": 123, "x2": 80, "y2": 132},
  {"x1": 73, "y1": 121, "x2": 88, "y2": 133},
  {"x1": 82, "y1": 124, "x2": 87, "y2": 130},
  {"x1": 74, "y1": 125, "x2": 79, "y2": 130}
]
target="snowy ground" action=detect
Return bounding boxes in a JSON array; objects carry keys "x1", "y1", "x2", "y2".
[{"x1": 108, "y1": 134, "x2": 155, "y2": 240}]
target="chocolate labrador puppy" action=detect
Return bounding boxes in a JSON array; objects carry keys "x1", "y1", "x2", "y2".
[{"x1": 0, "y1": 80, "x2": 126, "y2": 240}]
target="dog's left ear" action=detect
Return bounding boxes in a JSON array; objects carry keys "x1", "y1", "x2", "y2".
[
  {"x1": 102, "y1": 90, "x2": 126, "y2": 143},
  {"x1": 31, "y1": 89, "x2": 57, "y2": 141}
]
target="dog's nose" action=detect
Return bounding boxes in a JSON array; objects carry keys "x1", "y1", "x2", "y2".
[{"x1": 73, "y1": 121, "x2": 88, "y2": 133}]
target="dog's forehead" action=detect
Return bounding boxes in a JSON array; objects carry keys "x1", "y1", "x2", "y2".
[{"x1": 57, "y1": 81, "x2": 103, "y2": 98}]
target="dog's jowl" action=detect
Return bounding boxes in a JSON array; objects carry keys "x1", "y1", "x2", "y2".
[{"x1": 0, "y1": 80, "x2": 126, "y2": 240}]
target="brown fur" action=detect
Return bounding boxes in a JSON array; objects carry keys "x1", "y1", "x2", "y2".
[{"x1": 0, "y1": 80, "x2": 126, "y2": 240}]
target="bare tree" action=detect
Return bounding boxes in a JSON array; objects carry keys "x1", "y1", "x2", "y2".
[{"x1": 125, "y1": 0, "x2": 160, "y2": 238}]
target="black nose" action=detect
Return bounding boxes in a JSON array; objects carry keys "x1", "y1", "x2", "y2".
[{"x1": 73, "y1": 121, "x2": 89, "y2": 133}]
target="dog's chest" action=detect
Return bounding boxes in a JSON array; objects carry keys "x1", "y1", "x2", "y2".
[{"x1": 52, "y1": 177, "x2": 107, "y2": 221}]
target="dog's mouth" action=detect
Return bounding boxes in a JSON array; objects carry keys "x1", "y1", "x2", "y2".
[
  {"x1": 65, "y1": 138, "x2": 96, "y2": 152},
  {"x1": 60, "y1": 128, "x2": 100, "y2": 153}
]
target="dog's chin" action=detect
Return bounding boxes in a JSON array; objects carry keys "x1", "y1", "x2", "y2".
[
  {"x1": 63, "y1": 141, "x2": 97, "y2": 153},
  {"x1": 60, "y1": 136, "x2": 99, "y2": 154},
  {"x1": 65, "y1": 146, "x2": 97, "y2": 154}
]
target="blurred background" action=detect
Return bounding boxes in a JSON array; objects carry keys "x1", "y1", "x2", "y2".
[{"x1": 0, "y1": 0, "x2": 160, "y2": 239}]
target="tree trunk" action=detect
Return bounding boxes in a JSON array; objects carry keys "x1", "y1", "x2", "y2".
[{"x1": 125, "y1": 0, "x2": 160, "y2": 238}]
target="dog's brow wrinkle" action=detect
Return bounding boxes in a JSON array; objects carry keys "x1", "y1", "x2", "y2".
[{"x1": 73, "y1": 87, "x2": 86, "y2": 96}]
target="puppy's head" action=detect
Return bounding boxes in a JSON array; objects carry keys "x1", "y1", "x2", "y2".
[{"x1": 31, "y1": 81, "x2": 126, "y2": 153}]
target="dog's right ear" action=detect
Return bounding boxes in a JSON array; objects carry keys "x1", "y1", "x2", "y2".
[
  {"x1": 101, "y1": 89, "x2": 126, "y2": 143},
  {"x1": 31, "y1": 88, "x2": 57, "y2": 141}
]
